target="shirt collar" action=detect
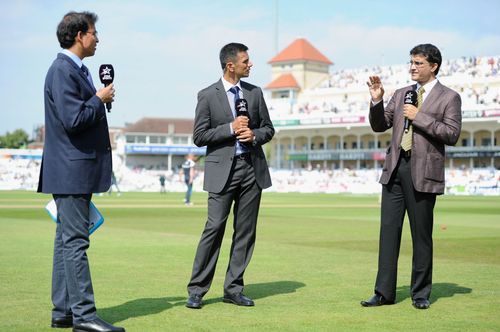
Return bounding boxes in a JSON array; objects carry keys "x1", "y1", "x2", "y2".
[
  {"x1": 221, "y1": 77, "x2": 241, "y2": 92},
  {"x1": 416, "y1": 78, "x2": 438, "y2": 93},
  {"x1": 61, "y1": 49, "x2": 83, "y2": 69}
]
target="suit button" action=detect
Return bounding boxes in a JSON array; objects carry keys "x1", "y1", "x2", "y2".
[{"x1": 107, "y1": 147, "x2": 111, "y2": 151}]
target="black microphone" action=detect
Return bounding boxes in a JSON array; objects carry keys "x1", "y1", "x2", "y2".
[
  {"x1": 99, "y1": 64, "x2": 114, "y2": 112},
  {"x1": 403, "y1": 90, "x2": 417, "y2": 133},
  {"x1": 235, "y1": 98, "x2": 251, "y2": 146},
  {"x1": 235, "y1": 98, "x2": 249, "y2": 118}
]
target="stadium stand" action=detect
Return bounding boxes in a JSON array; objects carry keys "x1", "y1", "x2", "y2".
[{"x1": 2, "y1": 40, "x2": 499, "y2": 195}]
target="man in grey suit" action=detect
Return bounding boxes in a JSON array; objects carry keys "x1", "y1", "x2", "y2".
[
  {"x1": 38, "y1": 11, "x2": 124, "y2": 332},
  {"x1": 361, "y1": 44, "x2": 462, "y2": 309},
  {"x1": 186, "y1": 42, "x2": 274, "y2": 309}
]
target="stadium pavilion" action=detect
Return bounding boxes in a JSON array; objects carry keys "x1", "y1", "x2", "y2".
[{"x1": 265, "y1": 38, "x2": 500, "y2": 171}]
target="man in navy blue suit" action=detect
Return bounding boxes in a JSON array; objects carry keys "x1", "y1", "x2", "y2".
[{"x1": 37, "y1": 11, "x2": 124, "y2": 332}]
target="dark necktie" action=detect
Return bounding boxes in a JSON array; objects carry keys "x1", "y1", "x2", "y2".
[
  {"x1": 229, "y1": 86, "x2": 240, "y2": 108},
  {"x1": 228, "y1": 85, "x2": 248, "y2": 153},
  {"x1": 81, "y1": 64, "x2": 95, "y2": 89}
]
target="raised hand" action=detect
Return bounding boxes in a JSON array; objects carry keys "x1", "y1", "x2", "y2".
[{"x1": 366, "y1": 76, "x2": 384, "y2": 103}]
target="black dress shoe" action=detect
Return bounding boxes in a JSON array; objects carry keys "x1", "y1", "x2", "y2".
[
  {"x1": 223, "y1": 293, "x2": 255, "y2": 306},
  {"x1": 360, "y1": 294, "x2": 395, "y2": 307},
  {"x1": 412, "y1": 298, "x2": 430, "y2": 309},
  {"x1": 72, "y1": 317, "x2": 125, "y2": 332},
  {"x1": 186, "y1": 294, "x2": 203, "y2": 309},
  {"x1": 51, "y1": 315, "x2": 73, "y2": 328}
]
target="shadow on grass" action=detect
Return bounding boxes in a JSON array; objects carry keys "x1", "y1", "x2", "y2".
[
  {"x1": 396, "y1": 282, "x2": 472, "y2": 304},
  {"x1": 203, "y1": 280, "x2": 306, "y2": 305},
  {"x1": 99, "y1": 296, "x2": 185, "y2": 323}
]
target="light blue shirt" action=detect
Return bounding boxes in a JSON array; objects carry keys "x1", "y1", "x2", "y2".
[
  {"x1": 221, "y1": 77, "x2": 248, "y2": 155},
  {"x1": 61, "y1": 49, "x2": 83, "y2": 68},
  {"x1": 60, "y1": 49, "x2": 94, "y2": 86}
]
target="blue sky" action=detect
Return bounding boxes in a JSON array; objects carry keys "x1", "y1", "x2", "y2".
[{"x1": 1, "y1": 0, "x2": 500, "y2": 136}]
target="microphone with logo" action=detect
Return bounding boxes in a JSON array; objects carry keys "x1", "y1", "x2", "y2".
[
  {"x1": 235, "y1": 98, "x2": 249, "y2": 118},
  {"x1": 403, "y1": 90, "x2": 417, "y2": 133},
  {"x1": 99, "y1": 64, "x2": 114, "y2": 112},
  {"x1": 235, "y1": 98, "x2": 250, "y2": 146}
]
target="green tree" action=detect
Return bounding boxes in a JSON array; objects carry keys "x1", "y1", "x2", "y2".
[{"x1": 0, "y1": 129, "x2": 30, "y2": 148}]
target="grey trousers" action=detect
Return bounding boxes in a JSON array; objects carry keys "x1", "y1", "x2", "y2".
[
  {"x1": 52, "y1": 194, "x2": 97, "y2": 323},
  {"x1": 187, "y1": 156, "x2": 262, "y2": 296}
]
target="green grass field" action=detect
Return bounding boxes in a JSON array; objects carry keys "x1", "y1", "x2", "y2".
[{"x1": 0, "y1": 191, "x2": 499, "y2": 331}]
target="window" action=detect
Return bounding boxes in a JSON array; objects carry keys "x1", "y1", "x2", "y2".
[
  {"x1": 173, "y1": 136, "x2": 188, "y2": 145},
  {"x1": 481, "y1": 138, "x2": 491, "y2": 146},
  {"x1": 150, "y1": 136, "x2": 166, "y2": 144}
]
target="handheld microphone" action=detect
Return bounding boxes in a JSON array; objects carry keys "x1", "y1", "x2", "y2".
[
  {"x1": 99, "y1": 64, "x2": 114, "y2": 112},
  {"x1": 403, "y1": 90, "x2": 417, "y2": 133},
  {"x1": 235, "y1": 98, "x2": 249, "y2": 118}
]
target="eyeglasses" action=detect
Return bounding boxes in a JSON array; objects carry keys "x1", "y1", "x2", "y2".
[
  {"x1": 85, "y1": 30, "x2": 98, "y2": 37},
  {"x1": 408, "y1": 60, "x2": 429, "y2": 67}
]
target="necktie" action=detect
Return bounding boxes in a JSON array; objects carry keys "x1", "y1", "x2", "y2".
[
  {"x1": 81, "y1": 64, "x2": 95, "y2": 89},
  {"x1": 229, "y1": 85, "x2": 248, "y2": 154},
  {"x1": 401, "y1": 86, "x2": 425, "y2": 152},
  {"x1": 229, "y1": 86, "x2": 240, "y2": 107}
]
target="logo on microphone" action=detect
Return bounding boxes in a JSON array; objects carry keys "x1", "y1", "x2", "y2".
[
  {"x1": 236, "y1": 99, "x2": 248, "y2": 112},
  {"x1": 404, "y1": 91, "x2": 413, "y2": 104},
  {"x1": 100, "y1": 66, "x2": 113, "y2": 81}
]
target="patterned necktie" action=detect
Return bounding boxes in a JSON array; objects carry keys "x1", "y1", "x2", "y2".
[
  {"x1": 401, "y1": 86, "x2": 425, "y2": 151},
  {"x1": 229, "y1": 85, "x2": 249, "y2": 153},
  {"x1": 229, "y1": 86, "x2": 240, "y2": 108}
]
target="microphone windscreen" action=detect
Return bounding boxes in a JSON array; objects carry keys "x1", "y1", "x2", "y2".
[
  {"x1": 99, "y1": 64, "x2": 114, "y2": 85},
  {"x1": 235, "y1": 98, "x2": 249, "y2": 117},
  {"x1": 403, "y1": 90, "x2": 417, "y2": 106}
]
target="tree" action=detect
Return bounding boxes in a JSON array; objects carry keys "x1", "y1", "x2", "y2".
[{"x1": 0, "y1": 129, "x2": 30, "y2": 148}]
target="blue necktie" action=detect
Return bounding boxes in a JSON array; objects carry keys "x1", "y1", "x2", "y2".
[
  {"x1": 228, "y1": 86, "x2": 248, "y2": 154},
  {"x1": 229, "y1": 86, "x2": 240, "y2": 111}
]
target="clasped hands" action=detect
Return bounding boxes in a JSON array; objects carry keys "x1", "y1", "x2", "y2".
[{"x1": 232, "y1": 116, "x2": 254, "y2": 143}]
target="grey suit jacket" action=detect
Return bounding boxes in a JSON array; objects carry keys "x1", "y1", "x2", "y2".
[
  {"x1": 369, "y1": 81, "x2": 462, "y2": 194},
  {"x1": 193, "y1": 79, "x2": 274, "y2": 193}
]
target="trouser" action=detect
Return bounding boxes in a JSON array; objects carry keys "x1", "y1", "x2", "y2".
[
  {"x1": 374, "y1": 153, "x2": 436, "y2": 301},
  {"x1": 187, "y1": 155, "x2": 262, "y2": 296},
  {"x1": 52, "y1": 194, "x2": 96, "y2": 323}
]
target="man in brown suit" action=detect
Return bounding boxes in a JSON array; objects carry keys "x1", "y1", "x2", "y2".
[{"x1": 361, "y1": 44, "x2": 462, "y2": 309}]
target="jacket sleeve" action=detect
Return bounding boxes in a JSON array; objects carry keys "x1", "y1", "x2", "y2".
[
  {"x1": 192, "y1": 90, "x2": 234, "y2": 147},
  {"x1": 369, "y1": 94, "x2": 395, "y2": 132},
  {"x1": 413, "y1": 92, "x2": 462, "y2": 146},
  {"x1": 251, "y1": 88, "x2": 274, "y2": 146},
  {"x1": 49, "y1": 66, "x2": 105, "y2": 134}
]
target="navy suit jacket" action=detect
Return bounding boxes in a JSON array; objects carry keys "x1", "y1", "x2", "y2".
[
  {"x1": 193, "y1": 80, "x2": 274, "y2": 193},
  {"x1": 38, "y1": 53, "x2": 112, "y2": 194}
]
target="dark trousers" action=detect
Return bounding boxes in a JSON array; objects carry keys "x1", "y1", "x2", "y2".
[
  {"x1": 187, "y1": 156, "x2": 262, "y2": 296},
  {"x1": 375, "y1": 154, "x2": 436, "y2": 302},
  {"x1": 52, "y1": 194, "x2": 96, "y2": 323}
]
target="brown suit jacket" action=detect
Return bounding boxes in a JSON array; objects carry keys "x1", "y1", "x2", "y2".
[{"x1": 369, "y1": 81, "x2": 462, "y2": 194}]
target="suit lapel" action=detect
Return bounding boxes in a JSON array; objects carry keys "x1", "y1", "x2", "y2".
[
  {"x1": 215, "y1": 79, "x2": 235, "y2": 119},
  {"x1": 58, "y1": 53, "x2": 96, "y2": 93},
  {"x1": 420, "y1": 81, "x2": 442, "y2": 113}
]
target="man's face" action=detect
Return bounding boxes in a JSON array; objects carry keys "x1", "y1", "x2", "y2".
[
  {"x1": 81, "y1": 25, "x2": 99, "y2": 57},
  {"x1": 231, "y1": 51, "x2": 252, "y2": 78},
  {"x1": 409, "y1": 54, "x2": 437, "y2": 84}
]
